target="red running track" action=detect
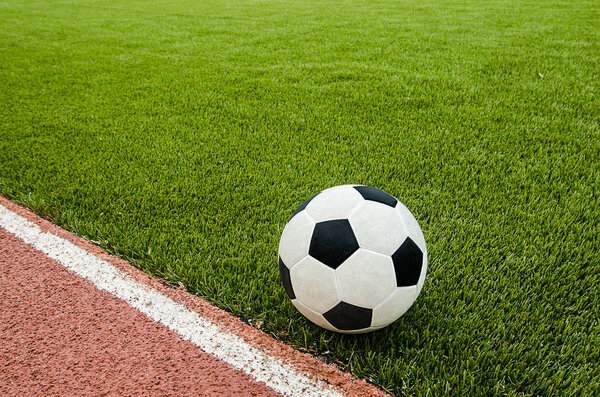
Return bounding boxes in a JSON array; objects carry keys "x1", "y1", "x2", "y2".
[{"x1": 0, "y1": 227, "x2": 279, "y2": 396}]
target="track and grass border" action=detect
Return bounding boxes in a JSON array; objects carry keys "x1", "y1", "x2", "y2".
[{"x1": 0, "y1": 195, "x2": 387, "y2": 397}]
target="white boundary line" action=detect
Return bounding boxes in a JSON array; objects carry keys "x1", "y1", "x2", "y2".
[{"x1": 0, "y1": 203, "x2": 341, "y2": 397}]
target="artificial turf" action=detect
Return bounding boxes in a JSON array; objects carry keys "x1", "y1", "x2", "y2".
[{"x1": 1, "y1": 0, "x2": 599, "y2": 394}]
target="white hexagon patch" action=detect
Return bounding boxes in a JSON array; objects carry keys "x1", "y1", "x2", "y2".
[
  {"x1": 349, "y1": 201, "x2": 407, "y2": 255},
  {"x1": 291, "y1": 300, "x2": 336, "y2": 331},
  {"x1": 371, "y1": 286, "x2": 417, "y2": 328},
  {"x1": 278, "y1": 211, "x2": 315, "y2": 269},
  {"x1": 304, "y1": 185, "x2": 363, "y2": 223},
  {"x1": 290, "y1": 256, "x2": 341, "y2": 313},
  {"x1": 336, "y1": 249, "x2": 397, "y2": 309}
]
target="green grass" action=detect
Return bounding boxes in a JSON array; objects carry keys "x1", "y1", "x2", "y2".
[{"x1": 1, "y1": 0, "x2": 599, "y2": 394}]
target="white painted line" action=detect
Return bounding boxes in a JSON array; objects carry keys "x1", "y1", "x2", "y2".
[{"x1": 0, "y1": 203, "x2": 342, "y2": 397}]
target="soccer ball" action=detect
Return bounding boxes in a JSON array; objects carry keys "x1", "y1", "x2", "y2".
[{"x1": 278, "y1": 185, "x2": 427, "y2": 334}]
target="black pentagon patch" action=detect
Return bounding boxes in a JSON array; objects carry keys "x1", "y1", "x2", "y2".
[
  {"x1": 289, "y1": 192, "x2": 320, "y2": 220},
  {"x1": 323, "y1": 302, "x2": 372, "y2": 331},
  {"x1": 309, "y1": 219, "x2": 359, "y2": 269},
  {"x1": 278, "y1": 257, "x2": 295, "y2": 299},
  {"x1": 353, "y1": 186, "x2": 398, "y2": 208},
  {"x1": 392, "y1": 237, "x2": 423, "y2": 287}
]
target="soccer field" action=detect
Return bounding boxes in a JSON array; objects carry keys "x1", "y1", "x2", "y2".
[{"x1": 1, "y1": 0, "x2": 598, "y2": 394}]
